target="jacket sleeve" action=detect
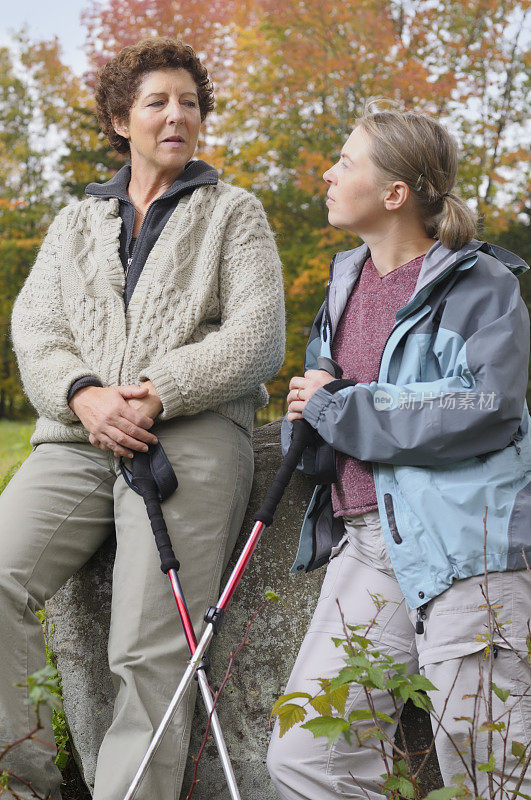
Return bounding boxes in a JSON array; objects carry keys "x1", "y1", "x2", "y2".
[
  {"x1": 139, "y1": 195, "x2": 286, "y2": 420},
  {"x1": 302, "y1": 267, "x2": 529, "y2": 466},
  {"x1": 11, "y1": 208, "x2": 103, "y2": 424}
]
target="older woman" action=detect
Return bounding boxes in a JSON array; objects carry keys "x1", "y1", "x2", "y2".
[{"x1": 2, "y1": 38, "x2": 284, "y2": 800}]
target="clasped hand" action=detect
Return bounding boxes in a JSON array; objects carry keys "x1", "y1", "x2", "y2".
[
  {"x1": 69, "y1": 381, "x2": 163, "y2": 458},
  {"x1": 286, "y1": 369, "x2": 332, "y2": 422}
]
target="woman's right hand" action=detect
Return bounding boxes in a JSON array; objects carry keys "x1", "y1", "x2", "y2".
[{"x1": 69, "y1": 385, "x2": 158, "y2": 458}]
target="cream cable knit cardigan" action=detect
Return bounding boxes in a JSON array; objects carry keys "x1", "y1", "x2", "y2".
[{"x1": 12, "y1": 181, "x2": 285, "y2": 445}]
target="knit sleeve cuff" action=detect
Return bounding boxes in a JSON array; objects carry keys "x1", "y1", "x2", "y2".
[
  {"x1": 137, "y1": 364, "x2": 185, "y2": 420},
  {"x1": 67, "y1": 376, "x2": 104, "y2": 404}
]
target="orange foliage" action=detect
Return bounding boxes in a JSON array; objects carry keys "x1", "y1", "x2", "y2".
[{"x1": 72, "y1": 0, "x2": 531, "y2": 406}]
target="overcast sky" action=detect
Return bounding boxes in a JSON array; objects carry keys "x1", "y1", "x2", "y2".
[{"x1": 0, "y1": 0, "x2": 89, "y2": 74}]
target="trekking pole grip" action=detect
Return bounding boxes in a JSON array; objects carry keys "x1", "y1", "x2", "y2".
[
  {"x1": 254, "y1": 419, "x2": 316, "y2": 527},
  {"x1": 132, "y1": 453, "x2": 180, "y2": 575}
]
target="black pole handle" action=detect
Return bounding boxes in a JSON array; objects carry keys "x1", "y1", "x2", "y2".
[
  {"x1": 132, "y1": 452, "x2": 180, "y2": 574},
  {"x1": 254, "y1": 419, "x2": 316, "y2": 526}
]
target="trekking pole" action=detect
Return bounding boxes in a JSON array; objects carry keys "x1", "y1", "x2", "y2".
[
  {"x1": 123, "y1": 420, "x2": 317, "y2": 800},
  {"x1": 122, "y1": 448, "x2": 241, "y2": 800}
]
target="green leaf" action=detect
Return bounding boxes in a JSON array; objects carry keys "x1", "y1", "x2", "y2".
[
  {"x1": 276, "y1": 704, "x2": 307, "y2": 737},
  {"x1": 385, "y1": 676, "x2": 408, "y2": 693},
  {"x1": 348, "y1": 709, "x2": 375, "y2": 723},
  {"x1": 407, "y1": 688, "x2": 432, "y2": 711},
  {"x1": 55, "y1": 748, "x2": 69, "y2": 771},
  {"x1": 424, "y1": 787, "x2": 461, "y2": 800},
  {"x1": 331, "y1": 637, "x2": 344, "y2": 648},
  {"x1": 366, "y1": 665, "x2": 385, "y2": 689},
  {"x1": 329, "y1": 683, "x2": 349, "y2": 716},
  {"x1": 345, "y1": 654, "x2": 371, "y2": 669},
  {"x1": 346, "y1": 707, "x2": 395, "y2": 727},
  {"x1": 349, "y1": 633, "x2": 372, "y2": 649},
  {"x1": 309, "y1": 694, "x2": 332, "y2": 716},
  {"x1": 492, "y1": 683, "x2": 510, "y2": 703},
  {"x1": 478, "y1": 753, "x2": 496, "y2": 772},
  {"x1": 375, "y1": 711, "x2": 396, "y2": 725},
  {"x1": 393, "y1": 662, "x2": 409, "y2": 675},
  {"x1": 511, "y1": 741, "x2": 527, "y2": 763},
  {"x1": 301, "y1": 716, "x2": 349, "y2": 746},
  {"x1": 383, "y1": 774, "x2": 416, "y2": 798},
  {"x1": 479, "y1": 721, "x2": 506, "y2": 733},
  {"x1": 271, "y1": 692, "x2": 311, "y2": 717},
  {"x1": 265, "y1": 589, "x2": 282, "y2": 604},
  {"x1": 330, "y1": 667, "x2": 363, "y2": 689},
  {"x1": 19, "y1": 665, "x2": 62, "y2": 711},
  {"x1": 409, "y1": 674, "x2": 438, "y2": 692}
]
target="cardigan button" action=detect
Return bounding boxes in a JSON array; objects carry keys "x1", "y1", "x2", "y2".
[{"x1": 418, "y1": 591, "x2": 425, "y2": 599}]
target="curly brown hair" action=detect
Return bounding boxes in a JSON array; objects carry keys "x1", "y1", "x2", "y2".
[{"x1": 95, "y1": 38, "x2": 215, "y2": 155}]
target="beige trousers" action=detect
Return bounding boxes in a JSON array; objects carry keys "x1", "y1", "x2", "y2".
[
  {"x1": 0, "y1": 411, "x2": 253, "y2": 800},
  {"x1": 268, "y1": 511, "x2": 531, "y2": 800}
]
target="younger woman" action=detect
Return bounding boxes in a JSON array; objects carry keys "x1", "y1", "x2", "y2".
[{"x1": 267, "y1": 107, "x2": 530, "y2": 800}]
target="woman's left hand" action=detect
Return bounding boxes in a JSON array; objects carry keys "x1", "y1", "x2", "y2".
[
  {"x1": 123, "y1": 380, "x2": 163, "y2": 419},
  {"x1": 287, "y1": 369, "x2": 333, "y2": 422}
]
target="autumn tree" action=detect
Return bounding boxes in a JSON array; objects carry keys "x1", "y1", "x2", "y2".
[
  {"x1": 2, "y1": 2, "x2": 528, "y2": 418},
  {"x1": 208, "y1": 0, "x2": 530, "y2": 409},
  {"x1": 0, "y1": 34, "x2": 101, "y2": 416},
  {"x1": 0, "y1": 42, "x2": 53, "y2": 417}
]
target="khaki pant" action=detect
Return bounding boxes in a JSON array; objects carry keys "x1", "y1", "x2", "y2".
[
  {"x1": 268, "y1": 511, "x2": 531, "y2": 800},
  {"x1": 0, "y1": 411, "x2": 253, "y2": 800}
]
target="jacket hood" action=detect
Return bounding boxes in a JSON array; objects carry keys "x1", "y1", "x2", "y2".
[
  {"x1": 85, "y1": 159, "x2": 218, "y2": 201},
  {"x1": 329, "y1": 239, "x2": 529, "y2": 328}
]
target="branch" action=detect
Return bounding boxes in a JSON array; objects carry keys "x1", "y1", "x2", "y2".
[
  {"x1": 510, "y1": 747, "x2": 531, "y2": 800},
  {"x1": 1, "y1": 770, "x2": 49, "y2": 800},
  {"x1": 185, "y1": 598, "x2": 273, "y2": 800},
  {"x1": 413, "y1": 658, "x2": 464, "y2": 781}
]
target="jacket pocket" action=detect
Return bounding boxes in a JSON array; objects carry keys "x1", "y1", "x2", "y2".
[
  {"x1": 507, "y1": 480, "x2": 531, "y2": 570},
  {"x1": 383, "y1": 493, "x2": 402, "y2": 544}
]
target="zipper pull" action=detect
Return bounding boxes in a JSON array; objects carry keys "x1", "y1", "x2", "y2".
[{"x1": 416, "y1": 604, "x2": 427, "y2": 634}]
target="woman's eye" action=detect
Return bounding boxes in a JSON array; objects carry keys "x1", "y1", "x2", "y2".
[
  {"x1": 149, "y1": 101, "x2": 164, "y2": 107},
  {"x1": 183, "y1": 100, "x2": 197, "y2": 108}
]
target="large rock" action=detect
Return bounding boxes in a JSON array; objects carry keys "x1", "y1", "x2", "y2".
[{"x1": 46, "y1": 420, "x2": 441, "y2": 798}]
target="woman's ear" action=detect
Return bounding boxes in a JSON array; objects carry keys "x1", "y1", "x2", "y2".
[
  {"x1": 112, "y1": 115, "x2": 129, "y2": 140},
  {"x1": 383, "y1": 181, "x2": 410, "y2": 212}
]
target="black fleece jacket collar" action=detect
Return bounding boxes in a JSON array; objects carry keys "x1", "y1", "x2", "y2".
[{"x1": 85, "y1": 159, "x2": 218, "y2": 306}]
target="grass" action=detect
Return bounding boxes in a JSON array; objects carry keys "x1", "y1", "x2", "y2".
[{"x1": 0, "y1": 419, "x2": 34, "y2": 483}]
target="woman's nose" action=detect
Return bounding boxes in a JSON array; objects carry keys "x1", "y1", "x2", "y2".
[
  {"x1": 167, "y1": 101, "x2": 185, "y2": 124},
  {"x1": 323, "y1": 166, "x2": 335, "y2": 184}
]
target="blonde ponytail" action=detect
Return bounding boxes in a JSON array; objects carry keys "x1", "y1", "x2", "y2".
[{"x1": 436, "y1": 193, "x2": 477, "y2": 251}]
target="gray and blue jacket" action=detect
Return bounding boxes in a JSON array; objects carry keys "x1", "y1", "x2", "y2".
[{"x1": 282, "y1": 240, "x2": 530, "y2": 610}]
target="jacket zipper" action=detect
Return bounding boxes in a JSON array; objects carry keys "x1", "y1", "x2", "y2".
[
  {"x1": 416, "y1": 604, "x2": 428, "y2": 634},
  {"x1": 322, "y1": 254, "x2": 337, "y2": 343}
]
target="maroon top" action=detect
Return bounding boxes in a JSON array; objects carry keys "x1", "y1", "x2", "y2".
[{"x1": 331, "y1": 253, "x2": 424, "y2": 517}]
